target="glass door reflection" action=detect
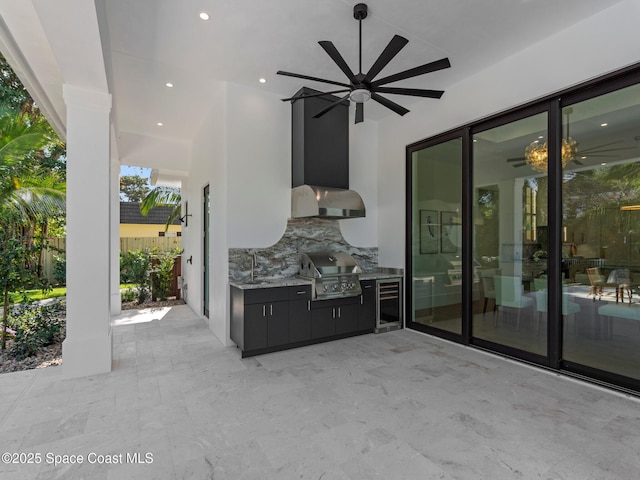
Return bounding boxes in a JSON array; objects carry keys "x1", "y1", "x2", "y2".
[{"x1": 472, "y1": 112, "x2": 548, "y2": 356}]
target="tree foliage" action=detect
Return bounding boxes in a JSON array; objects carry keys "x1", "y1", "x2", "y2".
[
  {"x1": 140, "y1": 186, "x2": 182, "y2": 231},
  {"x1": 120, "y1": 174, "x2": 151, "y2": 202}
]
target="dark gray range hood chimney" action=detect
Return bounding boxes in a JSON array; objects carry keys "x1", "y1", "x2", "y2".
[{"x1": 290, "y1": 87, "x2": 365, "y2": 219}]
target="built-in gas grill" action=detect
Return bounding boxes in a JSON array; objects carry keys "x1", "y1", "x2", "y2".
[{"x1": 299, "y1": 252, "x2": 362, "y2": 300}]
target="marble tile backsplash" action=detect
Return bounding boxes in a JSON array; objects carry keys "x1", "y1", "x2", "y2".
[{"x1": 229, "y1": 218, "x2": 378, "y2": 282}]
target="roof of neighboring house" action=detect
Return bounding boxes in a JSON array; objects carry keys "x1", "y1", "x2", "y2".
[{"x1": 120, "y1": 202, "x2": 180, "y2": 225}]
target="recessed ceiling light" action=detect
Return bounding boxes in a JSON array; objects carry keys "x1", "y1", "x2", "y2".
[
  {"x1": 601, "y1": 162, "x2": 607, "y2": 166},
  {"x1": 581, "y1": 156, "x2": 587, "y2": 160},
  {"x1": 199, "y1": 12, "x2": 209, "y2": 20},
  {"x1": 259, "y1": 78, "x2": 267, "y2": 84},
  {"x1": 538, "y1": 135, "x2": 544, "y2": 139},
  {"x1": 601, "y1": 122, "x2": 608, "y2": 127},
  {"x1": 165, "y1": 82, "x2": 174, "y2": 88},
  {"x1": 157, "y1": 122, "x2": 163, "y2": 126}
]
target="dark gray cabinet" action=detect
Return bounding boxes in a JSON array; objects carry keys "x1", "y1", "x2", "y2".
[
  {"x1": 358, "y1": 280, "x2": 376, "y2": 331},
  {"x1": 335, "y1": 303, "x2": 359, "y2": 335},
  {"x1": 289, "y1": 286, "x2": 312, "y2": 343},
  {"x1": 231, "y1": 281, "x2": 376, "y2": 358},
  {"x1": 311, "y1": 297, "x2": 360, "y2": 338},
  {"x1": 231, "y1": 286, "x2": 289, "y2": 353}
]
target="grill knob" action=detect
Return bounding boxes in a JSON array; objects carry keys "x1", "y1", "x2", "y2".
[{"x1": 323, "y1": 285, "x2": 328, "y2": 292}]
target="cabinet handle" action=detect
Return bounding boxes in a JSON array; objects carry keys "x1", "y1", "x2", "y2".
[
  {"x1": 307, "y1": 300, "x2": 310, "y2": 311},
  {"x1": 360, "y1": 295, "x2": 363, "y2": 305},
  {"x1": 338, "y1": 307, "x2": 341, "y2": 318},
  {"x1": 297, "y1": 290, "x2": 306, "y2": 295},
  {"x1": 270, "y1": 304, "x2": 273, "y2": 316},
  {"x1": 262, "y1": 305, "x2": 266, "y2": 317},
  {"x1": 364, "y1": 284, "x2": 372, "y2": 289},
  {"x1": 332, "y1": 308, "x2": 336, "y2": 318}
]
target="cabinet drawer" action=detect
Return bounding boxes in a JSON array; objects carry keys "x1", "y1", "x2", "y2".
[
  {"x1": 289, "y1": 285, "x2": 312, "y2": 300},
  {"x1": 244, "y1": 286, "x2": 288, "y2": 304}
]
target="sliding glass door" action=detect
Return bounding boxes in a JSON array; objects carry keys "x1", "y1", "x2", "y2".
[
  {"x1": 561, "y1": 82, "x2": 640, "y2": 383},
  {"x1": 472, "y1": 112, "x2": 548, "y2": 357},
  {"x1": 406, "y1": 65, "x2": 640, "y2": 393},
  {"x1": 409, "y1": 136, "x2": 463, "y2": 336}
]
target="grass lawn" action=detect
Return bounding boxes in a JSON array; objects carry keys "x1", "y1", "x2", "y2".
[{"x1": 21, "y1": 284, "x2": 136, "y2": 302}]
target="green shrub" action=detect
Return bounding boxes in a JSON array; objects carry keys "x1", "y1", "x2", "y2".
[
  {"x1": 120, "y1": 288, "x2": 136, "y2": 303},
  {"x1": 120, "y1": 250, "x2": 150, "y2": 304},
  {"x1": 9, "y1": 300, "x2": 66, "y2": 359},
  {"x1": 150, "y1": 255, "x2": 175, "y2": 300},
  {"x1": 52, "y1": 254, "x2": 66, "y2": 285}
]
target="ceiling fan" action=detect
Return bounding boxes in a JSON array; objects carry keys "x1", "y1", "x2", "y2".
[
  {"x1": 507, "y1": 107, "x2": 636, "y2": 169},
  {"x1": 277, "y1": 3, "x2": 451, "y2": 124}
]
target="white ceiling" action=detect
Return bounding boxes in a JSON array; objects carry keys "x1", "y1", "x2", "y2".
[{"x1": 0, "y1": 0, "x2": 625, "y2": 172}]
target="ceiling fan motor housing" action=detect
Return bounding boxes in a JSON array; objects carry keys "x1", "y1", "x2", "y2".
[{"x1": 354, "y1": 3, "x2": 368, "y2": 20}]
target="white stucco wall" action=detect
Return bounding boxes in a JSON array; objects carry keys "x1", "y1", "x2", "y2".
[
  {"x1": 340, "y1": 116, "x2": 379, "y2": 248},
  {"x1": 183, "y1": 82, "x2": 229, "y2": 342},
  {"x1": 186, "y1": 81, "x2": 381, "y2": 344},
  {"x1": 226, "y1": 82, "x2": 290, "y2": 248},
  {"x1": 376, "y1": 0, "x2": 640, "y2": 269}
]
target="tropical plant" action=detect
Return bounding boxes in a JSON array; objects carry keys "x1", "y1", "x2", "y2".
[
  {"x1": 0, "y1": 113, "x2": 65, "y2": 223},
  {"x1": 140, "y1": 186, "x2": 181, "y2": 232},
  {"x1": 120, "y1": 250, "x2": 150, "y2": 304},
  {"x1": 0, "y1": 217, "x2": 37, "y2": 350},
  {"x1": 150, "y1": 254, "x2": 176, "y2": 300},
  {"x1": 8, "y1": 299, "x2": 65, "y2": 359}
]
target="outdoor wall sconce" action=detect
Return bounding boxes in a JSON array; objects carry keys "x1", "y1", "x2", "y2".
[{"x1": 180, "y1": 201, "x2": 192, "y2": 226}]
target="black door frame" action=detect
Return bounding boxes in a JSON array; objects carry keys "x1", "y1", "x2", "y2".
[{"x1": 405, "y1": 62, "x2": 640, "y2": 395}]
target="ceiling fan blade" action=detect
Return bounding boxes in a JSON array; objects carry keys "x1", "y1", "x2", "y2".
[
  {"x1": 579, "y1": 147, "x2": 636, "y2": 154},
  {"x1": 512, "y1": 162, "x2": 527, "y2": 168},
  {"x1": 572, "y1": 158, "x2": 584, "y2": 165},
  {"x1": 312, "y1": 93, "x2": 350, "y2": 119},
  {"x1": 318, "y1": 41, "x2": 357, "y2": 82},
  {"x1": 371, "y1": 57, "x2": 451, "y2": 87},
  {"x1": 277, "y1": 70, "x2": 351, "y2": 88},
  {"x1": 364, "y1": 35, "x2": 408, "y2": 83},
  {"x1": 374, "y1": 86, "x2": 444, "y2": 99},
  {"x1": 355, "y1": 103, "x2": 364, "y2": 124},
  {"x1": 507, "y1": 157, "x2": 526, "y2": 162},
  {"x1": 280, "y1": 89, "x2": 351, "y2": 102},
  {"x1": 371, "y1": 92, "x2": 409, "y2": 116}
]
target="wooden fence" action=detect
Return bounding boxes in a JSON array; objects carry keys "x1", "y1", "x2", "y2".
[{"x1": 42, "y1": 237, "x2": 183, "y2": 284}]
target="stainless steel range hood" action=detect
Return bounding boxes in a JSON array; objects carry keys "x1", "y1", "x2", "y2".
[
  {"x1": 292, "y1": 185, "x2": 365, "y2": 219},
  {"x1": 290, "y1": 87, "x2": 366, "y2": 220}
]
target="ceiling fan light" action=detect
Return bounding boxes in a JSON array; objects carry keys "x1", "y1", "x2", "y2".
[{"x1": 350, "y1": 88, "x2": 371, "y2": 103}]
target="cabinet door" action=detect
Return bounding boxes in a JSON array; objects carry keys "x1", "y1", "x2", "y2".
[
  {"x1": 289, "y1": 298, "x2": 311, "y2": 343},
  {"x1": 267, "y1": 301, "x2": 289, "y2": 347},
  {"x1": 358, "y1": 281, "x2": 376, "y2": 331},
  {"x1": 244, "y1": 304, "x2": 268, "y2": 351},
  {"x1": 335, "y1": 303, "x2": 359, "y2": 335},
  {"x1": 311, "y1": 307, "x2": 336, "y2": 339}
]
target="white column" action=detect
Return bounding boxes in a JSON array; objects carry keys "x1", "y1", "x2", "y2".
[
  {"x1": 110, "y1": 149, "x2": 121, "y2": 315},
  {"x1": 62, "y1": 84, "x2": 113, "y2": 378}
]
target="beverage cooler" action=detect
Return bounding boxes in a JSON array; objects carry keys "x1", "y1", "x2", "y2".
[{"x1": 375, "y1": 278, "x2": 403, "y2": 333}]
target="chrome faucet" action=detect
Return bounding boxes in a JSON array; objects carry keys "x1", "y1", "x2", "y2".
[{"x1": 250, "y1": 251, "x2": 258, "y2": 283}]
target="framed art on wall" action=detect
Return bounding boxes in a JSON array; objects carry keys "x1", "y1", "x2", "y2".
[
  {"x1": 441, "y1": 211, "x2": 460, "y2": 253},
  {"x1": 419, "y1": 210, "x2": 438, "y2": 254}
]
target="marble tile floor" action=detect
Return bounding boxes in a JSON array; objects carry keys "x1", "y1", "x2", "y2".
[{"x1": 1, "y1": 305, "x2": 639, "y2": 480}]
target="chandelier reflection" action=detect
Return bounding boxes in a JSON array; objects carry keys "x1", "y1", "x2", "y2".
[{"x1": 524, "y1": 137, "x2": 578, "y2": 172}]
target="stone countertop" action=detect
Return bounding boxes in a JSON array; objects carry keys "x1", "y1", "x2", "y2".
[
  {"x1": 230, "y1": 269, "x2": 403, "y2": 289},
  {"x1": 229, "y1": 278, "x2": 312, "y2": 290}
]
